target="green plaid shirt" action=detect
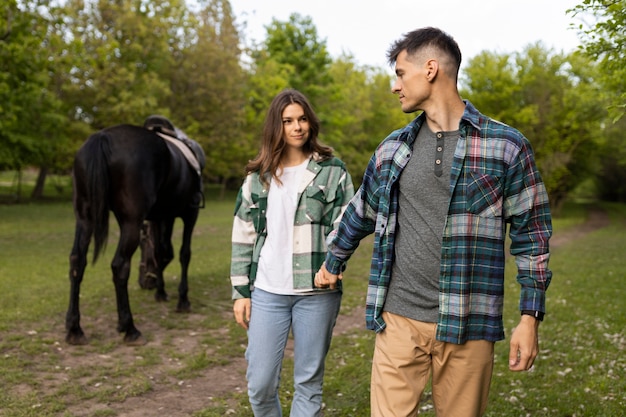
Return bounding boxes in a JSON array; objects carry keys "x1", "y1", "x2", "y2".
[
  {"x1": 231, "y1": 154, "x2": 354, "y2": 299},
  {"x1": 325, "y1": 101, "x2": 552, "y2": 344}
]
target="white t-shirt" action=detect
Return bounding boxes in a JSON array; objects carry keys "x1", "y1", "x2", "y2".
[{"x1": 255, "y1": 159, "x2": 308, "y2": 295}]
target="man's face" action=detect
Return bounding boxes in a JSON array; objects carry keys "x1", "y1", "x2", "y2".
[{"x1": 391, "y1": 50, "x2": 430, "y2": 113}]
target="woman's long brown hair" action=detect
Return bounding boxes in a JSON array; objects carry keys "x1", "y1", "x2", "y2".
[{"x1": 246, "y1": 89, "x2": 333, "y2": 186}]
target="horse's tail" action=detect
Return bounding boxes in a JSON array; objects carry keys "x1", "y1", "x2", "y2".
[{"x1": 82, "y1": 131, "x2": 112, "y2": 264}]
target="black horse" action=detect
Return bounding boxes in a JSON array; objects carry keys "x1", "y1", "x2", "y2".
[{"x1": 66, "y1": 116, "x2": 205, "y2": 345}]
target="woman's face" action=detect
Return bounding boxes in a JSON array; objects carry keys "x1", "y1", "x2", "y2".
[{"x1": 281, "y1": 103, "x2": 310, "y2": 151}]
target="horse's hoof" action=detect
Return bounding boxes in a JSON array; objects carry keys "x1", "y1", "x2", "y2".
[
  {"x1": 123, "y1": 332, "x2": 146, "y2": 346},
  {"x1": 66, "y1": 332, "x2": 89, "y2": 345},
  {"x1": 139, "y1": 273, "x2": 157, "y2": 290},
  {"x1": 154, "y1": 292, "x2": 168, "y2": 302},
  {"x1": 176, "y1": 302, "x2": 191, "y2": 313}
]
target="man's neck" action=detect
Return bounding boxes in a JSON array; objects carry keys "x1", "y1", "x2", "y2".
[{"x1": 424, "y1": 101, "x2": 465, "y2": 132}]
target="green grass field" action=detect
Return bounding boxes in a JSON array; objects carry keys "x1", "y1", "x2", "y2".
[{"x1": 0, "y1": 184, "x2": 624, "y2": 416}]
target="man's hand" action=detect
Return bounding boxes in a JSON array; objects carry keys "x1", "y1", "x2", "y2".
[
  {"x1": 233, "y1": 298, "x2": 251, "y2": 330},
  {"x1": 314, "y1": 263, "x2": 341, "y2": 290},
  {"x1": 509, "y1": 315, "x2": 540, "y2": 371}
]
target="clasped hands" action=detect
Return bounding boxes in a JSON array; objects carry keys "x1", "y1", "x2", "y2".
[{"x1": 314, "y1": 263, "x2": 341, "y2": 289}]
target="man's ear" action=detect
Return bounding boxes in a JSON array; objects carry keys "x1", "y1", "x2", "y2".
[{"x1": 425, "y1": 59, "x2": 439, "y2": 82}]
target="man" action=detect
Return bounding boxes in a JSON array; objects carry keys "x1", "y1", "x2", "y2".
[{"x1": 315, "y1": 27, "x2": 552, "y2": 417}]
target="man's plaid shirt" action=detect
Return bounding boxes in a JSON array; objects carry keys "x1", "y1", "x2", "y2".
[
  {"x1": 231, "y1": 154, "x2": 354, "y2": 300},
  {"x1": 325, "y1": 101, "x2": 552, "y2": 344}
]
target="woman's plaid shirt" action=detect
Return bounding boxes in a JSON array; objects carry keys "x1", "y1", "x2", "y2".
[
  {"x1": 325, "y1": 101, "x2": 552, "y2": 344},
  {"x1": 230, "y1": 154, "x2": 354, "y2": 300}
]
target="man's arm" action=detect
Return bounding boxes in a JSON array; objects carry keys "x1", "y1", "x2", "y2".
[{"x1": 505, "y1": 135, "x2": 552, "y2": 372}]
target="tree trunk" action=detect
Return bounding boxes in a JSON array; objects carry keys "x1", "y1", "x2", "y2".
[{"x1": 31, "y1": 166, "x2": 48, "y2": 199}]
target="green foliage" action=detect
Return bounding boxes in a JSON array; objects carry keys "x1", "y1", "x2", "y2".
[
  {"x1": 0, "y1": 0, "x2": 67, "y2": 170},
  {"x1": 3, "y1": 1, "x2": 625, "y2": 205},
  {"x1": 262, "y1": 13, "x2": 332, "y2": 104},
  {"x1": 168, "y1": 0, "x2": 247, "y2": 183},
  {"x1": 58, "y1": 0, "x2": 180, "y2": 128},
  {"x1": 568, "y1": 0, "x2": 626, "y2": 201},
  {"x1": 462, "y1": 44, "x2": 606, "y2": 208},
  {"x1": 316, "y1": 56, "x2": 413, "y2": 185},
  {"x1": 569, "y1": 0, "x2": 626, "y2": 122},
  {"x1": 594, "y1": 117, "x2": 626, "y2": 201}
]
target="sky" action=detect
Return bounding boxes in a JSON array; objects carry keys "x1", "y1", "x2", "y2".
[{"x1": 228, "y1": 0, "x2": 583, "y2": 71}]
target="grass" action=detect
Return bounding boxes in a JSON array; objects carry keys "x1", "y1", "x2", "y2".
[
  {"x1": 483, "y1": 203, "x2": 626, "y2": 417},
  {"x1": 0, "y1": 180, "x2": 624, "y2": 416},
  {"x1": 0, "y1": 169, "x2": 73, "y2": 203}
]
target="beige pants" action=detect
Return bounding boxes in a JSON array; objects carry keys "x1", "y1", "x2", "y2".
[{"x1": 371, "y1": 311, "x2": 494, "y2": 417}]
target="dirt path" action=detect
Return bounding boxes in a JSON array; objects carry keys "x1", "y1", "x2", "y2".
[{"x1": 61, "y1": 207, "x2": 610, "y2": 416}]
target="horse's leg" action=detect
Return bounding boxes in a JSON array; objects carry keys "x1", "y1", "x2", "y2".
[
  {"x1": 138, "y1": 221, "x2": 158, "y2": 290},
  {"x1": 176, "y1": 209, "x2": 199, "y2": 313},
  {"x1": 153, "y1": 219, "x2": 174, "y2": 302},
  {"x1": 66, "y1": 219, "x2": 92, "y2": 345},
  {"x1": 111, "y1": 221, "x2": 145, "y2": 345}
]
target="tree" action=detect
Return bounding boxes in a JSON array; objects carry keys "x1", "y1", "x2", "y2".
[
  {"x1": 319, "y1": 56, "x2": 413, "y2": 185},
  {"x1": 461, "y1": 44, "x2": 605, "y2": 208},
  {"x1": 59, "y1": 0, "x2": 182, "y2": 129},
  {"x1": 568, "y1": 0, "x2": 626, "y2": 202},
  {"x1": 569, "y1": 0, "x2": 626, "y2": 122},
  {"x1": 167, "y1": 0, "x2": 247, "y2": 190},
  {"x1": 260, "y1": 13, "x2": 332, "y2": 104},
  {"x1": 0, "y1": 0, "x2": 69, "y2": 199},
  {"x1": 594, "y1": 117, "x2": 626, "y2": 201}
]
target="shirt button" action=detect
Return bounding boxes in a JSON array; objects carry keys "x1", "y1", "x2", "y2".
[
  {"x1": 435, "y1": 159, "x2": 441, "y2": 165},
  {"x1": 437, "y1": 146, "x2": 443, "y2": 151}
]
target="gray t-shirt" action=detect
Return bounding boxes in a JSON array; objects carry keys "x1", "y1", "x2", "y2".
[{"x1": 383, "y1": 123, "x2": 458, "y2": 323}]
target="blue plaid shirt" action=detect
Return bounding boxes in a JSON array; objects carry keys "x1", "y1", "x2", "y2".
[{"x1": 325, "y1": 101, "x2": 552, "y2": 344}]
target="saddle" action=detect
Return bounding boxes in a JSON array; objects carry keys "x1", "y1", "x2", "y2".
[{"x1": 143, "y1": 115, "x2": 205, "y2": 176}]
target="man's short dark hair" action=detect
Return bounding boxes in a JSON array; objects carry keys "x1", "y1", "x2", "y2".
[{"x1": 387, "y1": 27, "x2": 462, "y2": 73}]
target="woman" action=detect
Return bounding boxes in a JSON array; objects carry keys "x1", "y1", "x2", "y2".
[{"x1": 230, "y1": 88, "x2": 354, "y2": 416}]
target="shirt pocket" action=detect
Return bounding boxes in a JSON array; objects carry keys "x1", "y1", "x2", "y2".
[
  {"x1": 465, "y1": 171, "x2": 503, "y2": 218},
  {"x1": 305, "y1": 184, "x2": 336, "y2": 225},
  {"x1": 248, "y1": 202, "x2": 265, "y2": 233}
]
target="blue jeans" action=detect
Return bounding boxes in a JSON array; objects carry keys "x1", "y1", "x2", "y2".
[{"x1": 246, "y1": 288, "x2": 342, "y2": 417}]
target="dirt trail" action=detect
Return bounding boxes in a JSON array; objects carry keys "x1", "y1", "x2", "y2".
[{"x1": 62, "y1": 208, "x2": 610, "y2": 416}]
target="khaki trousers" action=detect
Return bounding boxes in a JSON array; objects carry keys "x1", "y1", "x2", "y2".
[{"x1": 371, "y1": 311, "x2": 494, "y2": 417}]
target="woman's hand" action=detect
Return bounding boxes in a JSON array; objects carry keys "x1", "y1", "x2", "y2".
[
  {"x1": 314, "y1": 263, "x2": 341, "y2": 290},
  {"x1": 233, "y1": 298, "x2": 251, "y2": 330}
]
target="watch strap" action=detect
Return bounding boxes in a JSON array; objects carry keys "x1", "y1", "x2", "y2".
[{"x1": 521, "y1": 310, "x2": 544, "y2": 321}]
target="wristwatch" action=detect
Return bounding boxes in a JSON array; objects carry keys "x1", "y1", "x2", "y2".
[{"x1": 521, "y1": 310, "x2": 544, "y2": 321}]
